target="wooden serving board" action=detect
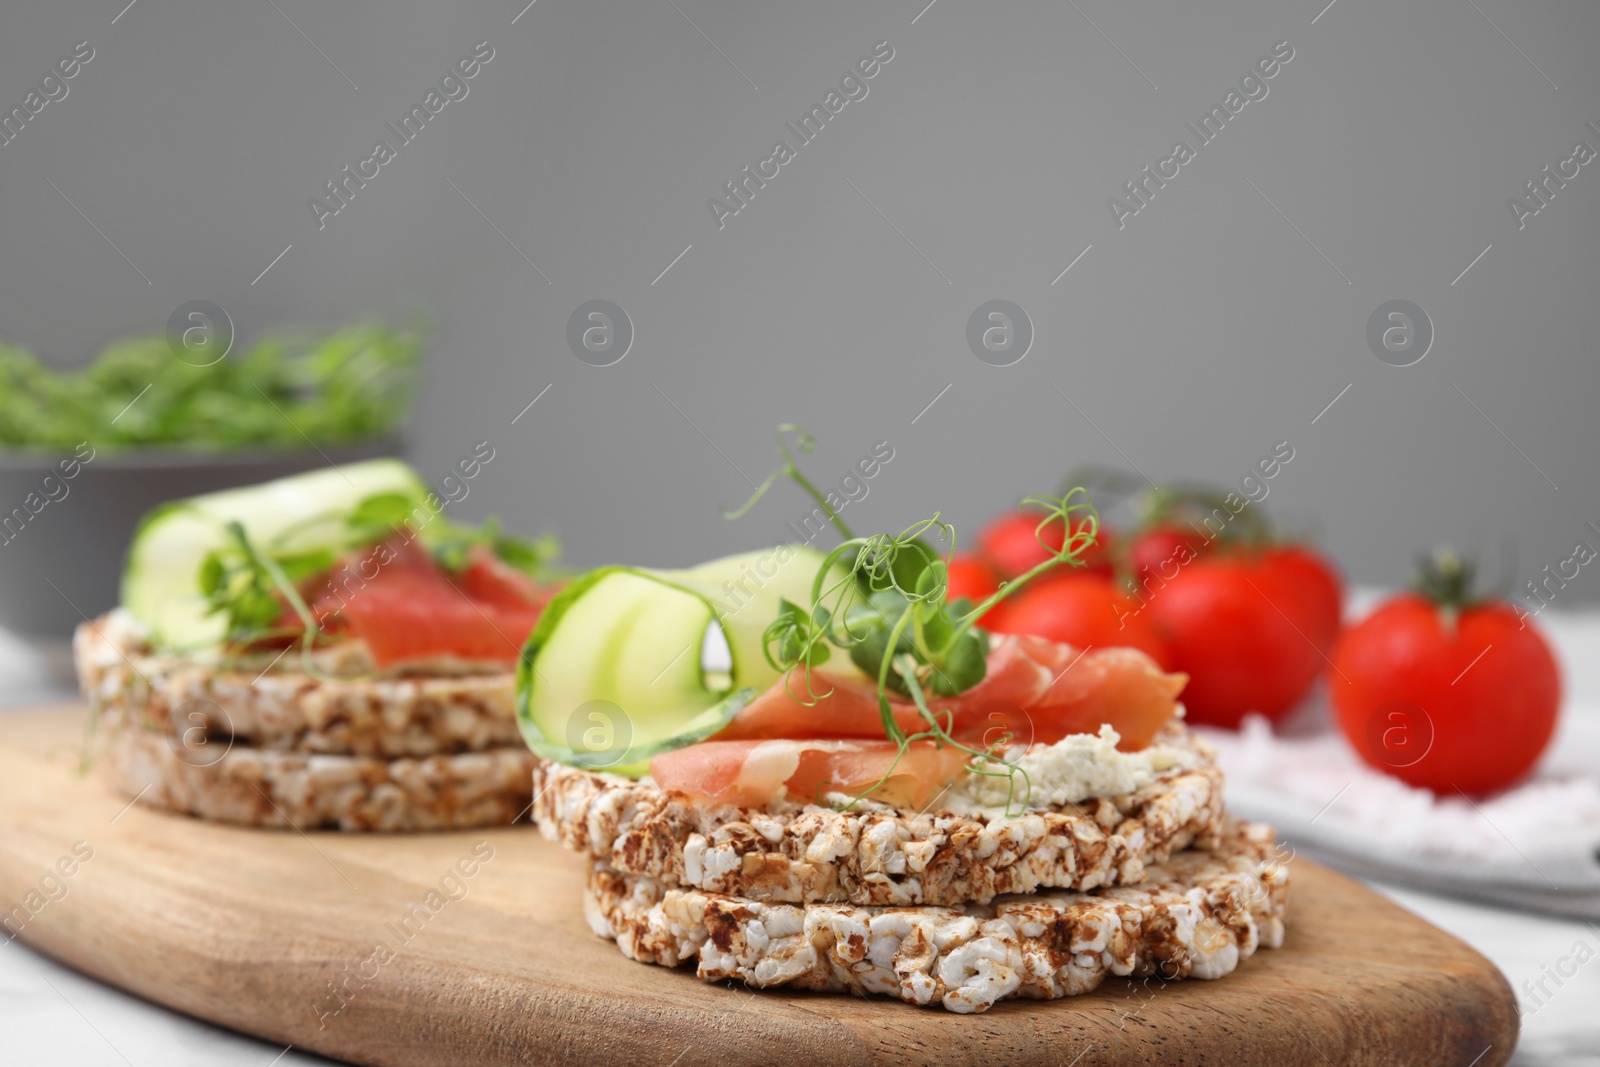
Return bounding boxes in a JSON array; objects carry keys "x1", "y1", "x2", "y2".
[{"x1": 0, "y1": 707, "x2": 1519, "y2": 1066}]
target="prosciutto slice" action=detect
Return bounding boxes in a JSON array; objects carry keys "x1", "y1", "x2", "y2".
[
  {"x1": 649, "y1": 739, "x2": 972, "y2": 809},
  {"x1": 715, "y1": 633, "x2": 1186, "y2": 752}
]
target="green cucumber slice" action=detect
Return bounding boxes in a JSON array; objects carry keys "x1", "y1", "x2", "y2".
[
  {"x1": 122, "y1": 459, "x2": 432, "y2": 650},
  {"x1": 517, "y1": 545, "x2": 847, "y2": 776}
]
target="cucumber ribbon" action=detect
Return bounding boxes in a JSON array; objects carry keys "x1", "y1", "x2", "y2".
[{"x1": 516, "y1": 547, "x2": 833, "y2": 777}]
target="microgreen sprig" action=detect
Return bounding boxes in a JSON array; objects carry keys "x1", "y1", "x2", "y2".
[
  {"x1": 724, "y1": 424, "x2": 855, "y2": 542},
  {"x1": 766, "y1": 490, "x2": 1098, "y2": 721},
  {"x1": 727, "y1": 426, "x2": 1102, "y2": 814},
  {"x1": 758, "y1": 490, "x2": 1099, "y2": 814},
  {"x1": 198, "y1": 522, "x2": 333, "y2": 649}
]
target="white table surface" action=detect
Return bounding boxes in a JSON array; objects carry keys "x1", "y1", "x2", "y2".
[{"x1": 3, "y1": 610, "x2": 1598, "y2": 1067}]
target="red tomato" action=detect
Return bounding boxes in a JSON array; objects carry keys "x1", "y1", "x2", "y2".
[
  {"x1": 983, "y1": 572, "x2": 1174, "y2": 670},
  {"x1": 1331, "y1": 594, "x2": 1560, "y2": 795},
  {"x1": 978, "y1": 510, "x2": 1114, "y2": 579},
  {"x1": 1259, "y1": 545, "x2": 1343, "y2": 652},
  {"x1": 1145, "y1": 554, "x2": 1326, "y2": 727},
  {"x1": 1128, "y1": 525, "x2": 1207, "y2": 579},
  {"x1": 945, "y1": 555, "x2": 1000, "y2": 606}
]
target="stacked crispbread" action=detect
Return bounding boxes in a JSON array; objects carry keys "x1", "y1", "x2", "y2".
[
  {"x1": 533, "y1": 723, "x2": 1290, "y2": 1012},
  {"x1": 76, "y1": 611, "x2": 536, "y2": 831}
]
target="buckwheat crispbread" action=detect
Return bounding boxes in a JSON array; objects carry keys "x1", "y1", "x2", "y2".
[
  {"x1": 585, "y1": 820, "x2": 1288, "y2": 1013},
  {"x1": 76, "y1": 611, "x2": 520, "y2": 757},
  {"x1": 534, "y1": 726, "x2": 1225, "y2": 906},
  {"x1": 77, "y1": 612, "x2": 538, "y2": 831},
  {"x1": 102, "y1": 722, "x2": 536, "y2": 831}
]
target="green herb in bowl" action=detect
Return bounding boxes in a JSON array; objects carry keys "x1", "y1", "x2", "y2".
[{"x1": 0, "y1": 321, "x2": 420, "y2": 453}]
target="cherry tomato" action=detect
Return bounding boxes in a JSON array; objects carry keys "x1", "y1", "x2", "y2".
[
  {"x1": 1128, "y1": 524, "x2": 1207, "y2": 579},
  {"x1": 978, "y1": 510, "x2": 1114, "y2": 579},
  {"x1": 1145, "y1": 554, "x2": 1326, "y2": 727},
  {"x1": 983, "y1": 572, "x2": 1175, "y2": 670},
  {"x1": 945, "y1": 554, "x2": 1000, "y2": 605},
  {"x1": 944, "y1": 554, "x2": 1002, "y2": 623},
  {"x1": 1259, "y1": 545, "x2": 1343, "y2": 652},
  {"x1": 1331, "y1": 594, "x2": 1559, "y2": 795}
]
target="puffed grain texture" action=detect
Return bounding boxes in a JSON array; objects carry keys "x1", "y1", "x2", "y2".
[
  {"x1": 76, "y1": 612, "x2": 520, "y2": 757},
  {"x1": 535, "y1": 729, "x2": 1224, "y2": 906},
  {"x1": 585, "y1": 821, "x2": 1288, "y2": 1013},
  {"x1": 102, "y1": 718, "x2": 536, "y2": 831}
]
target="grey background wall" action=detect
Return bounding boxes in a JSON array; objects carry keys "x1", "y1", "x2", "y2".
[{"x1": 2, "y1": 0, "x2": 1597, "y2": 602}]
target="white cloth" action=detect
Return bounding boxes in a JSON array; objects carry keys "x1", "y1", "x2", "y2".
[{"x1": 1195, "y1": 597, "x2": 1600, "y2": 921}]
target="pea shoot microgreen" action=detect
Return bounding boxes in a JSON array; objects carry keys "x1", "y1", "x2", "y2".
[
  {"x1": 0, "y1": 321, "x2": 420, "y2": 453},
  {"x1": 198, "y1": 521, "x2": 332, "y2": 648},
  {"x1": 724, "y1": 424, "x2": 856, "y2": 542},
  {"x1": 730, "y1": 426, "x2": 1103, "y2": 814}
]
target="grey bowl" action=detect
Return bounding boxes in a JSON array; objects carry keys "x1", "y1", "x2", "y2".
[{"x1": 0, "y1": 442, "x2": 402, "y2": 641}]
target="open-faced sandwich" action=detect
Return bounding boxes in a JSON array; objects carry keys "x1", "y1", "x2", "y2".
[
  {"x1": 75, "y1": 459, "x2": 560, "y2": 831},
  {"x1": 519, "y1": 447, "x2": 1289, "y2": 1012}
]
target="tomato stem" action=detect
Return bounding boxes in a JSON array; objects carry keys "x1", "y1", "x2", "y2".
[{"x1": 1414, "y1": 546, "x2": 1483, "y2": 631}]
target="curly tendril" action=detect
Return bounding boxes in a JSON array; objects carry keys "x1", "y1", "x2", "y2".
[
  {"x1": 728, "y1": 427, "x2": 1101, "y2": 814},
  {"x1": 722, "y1": 423, "x2": 855, "y2": 542}
]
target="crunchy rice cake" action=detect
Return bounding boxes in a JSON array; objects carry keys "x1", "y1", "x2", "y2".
[
  {"x1": 586, "y1": 820, "x2": 1288, "y2": 1014},
  {"x1": 75, "y1": 612, "x2": 520, "y2": 758},
  {"x1": 102, "y1": 721, "x2": 536, "y2": 831},
  {"x1": 535, "y1": 728, "x2": 1225, "y2": 907}
]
